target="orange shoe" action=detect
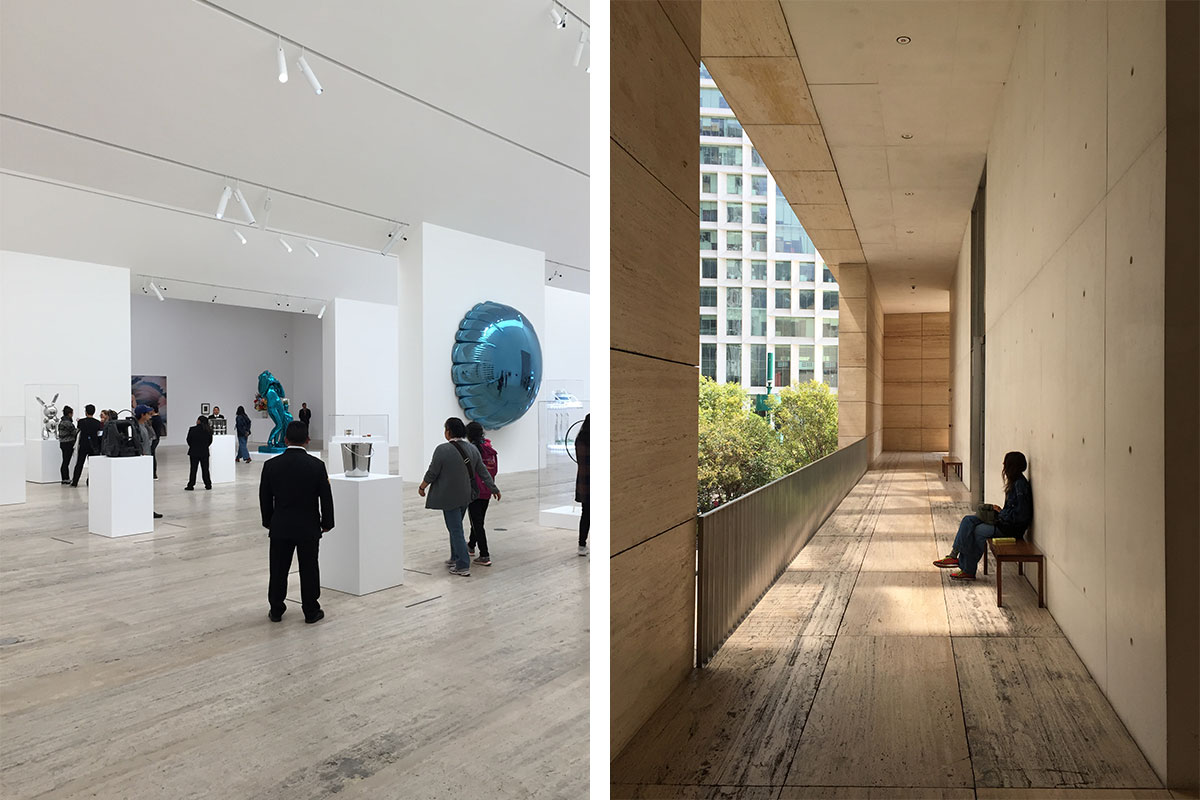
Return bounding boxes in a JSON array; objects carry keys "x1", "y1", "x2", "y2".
[
  {"x1": 933, "y1": 557, "x2": 959, "y2": 568},
  {"x1": 949, "y1": 571, "x2": 976, "y2": 581}
]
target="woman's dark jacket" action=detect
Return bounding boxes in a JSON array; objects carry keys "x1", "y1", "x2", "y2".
[
  {"x1": 235, "y1": 413, "x2": 252, "y2": 438},
  {"x1": 574, "y1": 415, "x2": 590, "y2": 504},
  {"x1": 997, "y1": 475, "x2": 1033, "y2": 537}
]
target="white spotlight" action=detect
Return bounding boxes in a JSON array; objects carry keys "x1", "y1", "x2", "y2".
[
  {"x1": 574, "y1": 30, "x2": 588, "y2": 67},
  {"x1": 305, "y1": 242, "x2": 319, "y2": 258},
  {"x1": 233, "y1": 188, "x2": 256, "y2": 226},
  {"x1": 278, "y1": 237, "x2": 293, "y2": 253},
  {"x1": 276, "y1": 38, "x2": 288, "y2": 83},
  {"x1": 549, "y1": 7, "x2": 567, "y2": 28},
  {"x1": 380, "y1": 225, "x2": 403, "y2": 255},
  {"x1": 297, "y1": 55, "x2": 323, "y2": 95},
  {"x1": 215, "y1": 185, "x2": 232, "y2": 219},
  {"x1": 233, "y1": 228, "x2": 247, "y2": 245},
  {"x1": 149, "y1": 282, "x2": 165, "y2": 302},
  {"x1": 317, "y1": 304, "x2": 326, "y2": 320}
]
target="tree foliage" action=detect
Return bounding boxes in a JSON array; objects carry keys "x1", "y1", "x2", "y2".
[{"x1": 697, "y1": 376, "x2": 839, "y2": 513}]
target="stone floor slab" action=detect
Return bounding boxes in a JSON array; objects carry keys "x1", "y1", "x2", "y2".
[{"x1": 839, "y1": 571, "x2": 950, "y2": 637}]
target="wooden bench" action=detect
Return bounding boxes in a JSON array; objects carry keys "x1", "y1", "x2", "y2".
[
  {"x1": 982, "y1": 539, "x2": 1044, "y2": 608},
  {"x1": 941, "y1": 456, "x2": 963, "y2": 481}
]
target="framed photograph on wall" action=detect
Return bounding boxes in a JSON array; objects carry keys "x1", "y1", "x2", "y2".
[
  {"x1": 200, "y1": 402, "x2": 211, "y2": 416},
  {"x1": 131, "y1": 375, "x2": 167, "y2": 436}
]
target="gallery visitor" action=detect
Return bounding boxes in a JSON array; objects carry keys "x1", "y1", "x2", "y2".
[
  {"x1": 149, "y1": 405, "x2": 165, "y2": 480},
  {"x1": 131, "y1": 404, "x2": 163, "y2": 518},
  {"x1": 208, "y1": 406, "x2": 225, "y2": 420},
  {"x1": 934, "y1": 450, "x2": 1033, "y2": 580},
  {"x1": 418, "y1": 416, "x2": 500, "y2": 578},
  {"x1": 234, "y1": 406, "x2": 252, "y2": 462},
  {"x1": 259, "y1": 421, "x2": 334, "y2": 624},
  {"x1": 298, "y1": 402, "x2": 312, "y2": 429},
  {"x1": 464, "y1": 421, "x2": 498, "y2": 567},
  {"x1": 185, "y1": 415, "x2": 213, "y2": 491},
  {"x1": 70, "y1": 405, "x2": 104, "y2": 487},
  {"x1": 57, "y1": 405, "x2": 77, "y2": 485},
  {"x1": 575, "y1": 413, "x2": 589, "y2": 556}
]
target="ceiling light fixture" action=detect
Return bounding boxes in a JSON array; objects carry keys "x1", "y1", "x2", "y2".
[
  {"x1": 904, "y1": 191, "x2": 914, "y2": 196},
  {"x1": 897, "y1": 36, "x2": 912, "y2": 44},
  {"x1": 149, "y1": 282, "x2": 165, "y2": 302},
  {"x1": 906, "y1": 230, "x2": 915, "y2": 234},
  {"x1": 305, "y1": 242, "x2": 319, "y2": 258},
  {"x1": 276, "y1": 37, "x2": 288, "y2": 83},
  {"x1": 317, "y1": 304, "x2": 326, "y2": 320},
  {"x1": 901, "y1": 133, "x2": 914, "y2": 140},
  {"x1": 233, "y1": 228, "x2": 247, "y2": 245},
  {"x1": 297, "y1": 53, "x2": 323, "y2": 95},
  {"x1": 278, "y1": 237, "x2": 293, "y2": 253},
  {"x1": 574, "y1": 29, "x2": 588, "y2": 67},
  {"x1": 550, "y1": 5, "x2": 568, "y2": 28},
  {"x1": 232, "y1": 187, "x2": 256, "y2": 226},
  {"x1": 380, "y1": 224, "x2": 404, "y2": 255},
  {"x1": 215, "y1": 185, "x2": 232, "y2": 219}
]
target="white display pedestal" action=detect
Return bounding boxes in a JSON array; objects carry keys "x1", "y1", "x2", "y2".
[
  {"x1": 209, "y1": 435, "x2": 236, "y2": 484},
  {"x1": 540, "y1": 504, "x2": 583, "y2": 530},
  {"x1": 328, "y1": 436, "x2": 389, "y2": 475},
  {"x1": 323, "y1": 474, "x2": 404, "y2": 596},
  {"x1": 25, "y1": 439, "x2": 62, "y2": 483},
  {"x1": 0, "y1": 443, "x2": 26, "y2": 505},
  {"x1": 249, "y1": 449, "x2": 323, "y2": 462},
  {"x1": 89, "y1": 456, "x2": 153, "y2": 537}
]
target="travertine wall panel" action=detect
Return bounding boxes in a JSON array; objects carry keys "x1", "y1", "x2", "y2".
[
  {"x1": 982, "y1": 1, "x2": 1170, "y2": 777},
  {"x1": 948, "y1": 223, "x2": 971, "y2": 484},
  {"x1": 883, "y1": 312, "x2": 950, "y2": 452},
  {"x1": 836, "y1": 264, "x2": 883, "y2": 462}
]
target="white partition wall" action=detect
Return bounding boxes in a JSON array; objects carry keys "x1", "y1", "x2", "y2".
[{"x1": 0, "y1": 252, "x2": 132, "y2": 421}]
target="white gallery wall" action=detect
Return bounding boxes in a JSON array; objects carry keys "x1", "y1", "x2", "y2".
[
  {"x1": 400, "y1": 222, "x2": 549, "y2": 478},
  {"x1": 542, "y1": 286, "x2": 591, "y2": 403},
  {"x1": 321, "y1": 297, "x2": 400, "y2": 459},
  {"x1": 979, "y1": 1, "x2": 1167, "y2": 776},
  {"x1": 0, "y1": 252, "x2": 131, "y2": 426},
  {"x1": 130, "y1": 295, "x2": 323, "y2": 446}
]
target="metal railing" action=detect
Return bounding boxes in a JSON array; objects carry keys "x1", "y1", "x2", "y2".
[{"x1": 695, "y1": 437, "x2": 869, "y2": 667}]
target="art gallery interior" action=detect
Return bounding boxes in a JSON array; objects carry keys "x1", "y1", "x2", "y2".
[{"x1": 0, "y1": 2, "x2": 590, "y2": 798}]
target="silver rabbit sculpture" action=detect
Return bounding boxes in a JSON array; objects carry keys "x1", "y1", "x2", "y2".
[{"x1": 36, "y1": 393, "x2": 60, "y2": 440}]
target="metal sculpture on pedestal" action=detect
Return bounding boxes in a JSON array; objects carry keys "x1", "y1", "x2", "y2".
[
  {"x1": 254, "y1": 370, "x2": 293, "y2": 453},
  {"x1": 35, "y1": 394, "x2": 60, "y2": 440},
  {"x1": 451, "y1": 301, "x2": 542, "y2": 429}
]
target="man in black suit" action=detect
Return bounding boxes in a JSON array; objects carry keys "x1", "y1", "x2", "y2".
[
  {"x1": 298, "y1": 402, "x2": 312, "y2": 429},
  {"x1": 69, "y1": 404, "x2": 104, "y2": 487},
  {"x1": 259, "y1": 421, "x2": 334, "y2": 624}
]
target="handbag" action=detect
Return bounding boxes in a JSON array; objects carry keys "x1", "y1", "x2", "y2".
[{"x1": 977, "y1": 504, "x2": 998, "y2": 525}]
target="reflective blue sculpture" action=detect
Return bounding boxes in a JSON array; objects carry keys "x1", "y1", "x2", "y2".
[
  {"x1": 254, "y1": 370, "x2": 294, "y2": 453},
  {"x1": 452, "y1": 302, "x2": 542, "y2": 429}
]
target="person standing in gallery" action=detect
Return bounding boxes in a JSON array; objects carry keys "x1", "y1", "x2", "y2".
[
  {"x1": 298, "y1": 402, "x2": 312, "y2": 430},
  {"x1": 575, "y1": 413, "x2": 590, "y2": 556},
  {"x1": 57, "y1": 405, "x2": 77, "y2": 485},
  {"x1": 70, "y1": 405, "x2": 104, "y2": 487},
  {"x1": 208, "y1": 406, "x2": 225, "y2": 421},
  {"x1": 149, "y1": 405, "x2": 165, "y2": 480},
  {"x1": 185, "y1": 415, "x2": 213, "y2": 491},
  {"x1": 235, "y1": 406, "x2": 252, "y2": 463},
  {"x1": 259, "y1": 421, "x2": 334, "y2": 623},
  {"x1": 131, "y1": 405, "x2": 163, "y2": 518},
  {"x1": 465, "y1": 421, "x2": 498, "y2": 567},
  {"x1": 418, "y1": 417, "x2": 500, "y2": 577}
]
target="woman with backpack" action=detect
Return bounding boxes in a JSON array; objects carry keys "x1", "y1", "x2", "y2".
[
  {"x1": 185, "y1": 415, "x2": 214, "y2": 491},
  {"x1": 57, "y1": 405, "x2": 77, "y2": 485},
  {"x1": 235, "y1": 406, "x2": 252, "y2": 463},
  {"x1": 465, "y1": 421, "x2": 498, "y2": 567}
]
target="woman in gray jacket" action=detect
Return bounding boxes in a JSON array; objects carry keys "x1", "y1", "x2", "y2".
[
  {"x1": 57, "y1": 406, "x2": 77, "y2": 484},
  {"x1": 418, "y1": 417, "x2": 501, "y2": 577}
]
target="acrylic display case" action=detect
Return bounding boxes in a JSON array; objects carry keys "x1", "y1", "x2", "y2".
[
  {"x1": 537, "y1": 392, "x2": 589, "y2": 529},
  {"x1": 0, "y1": 416, "x2": 25, "y2": 505},
  {"x1": 327, "y1": 415, "x2": 390, "y2": 476}
]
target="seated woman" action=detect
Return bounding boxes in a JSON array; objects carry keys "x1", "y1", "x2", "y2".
[{"x1": 934, "y1": 451, "x2": 1033, "y2": 581}]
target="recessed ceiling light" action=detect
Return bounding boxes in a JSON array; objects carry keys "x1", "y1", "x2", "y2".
[
  {"x1": 896, "y1": 36, "x2": 912, "y2": 44},
  {"x1": 901, "y1": 133, "x2": 914, "y2": 140},
  {"x1": 906, "y1": 230, "x2": 915, "y2": 234},
  {"x1": 904, "y1": 191, "x2": 914, "y2": 196}
]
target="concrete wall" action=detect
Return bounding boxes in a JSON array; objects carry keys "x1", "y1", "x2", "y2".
[
  {"x1": 982, "y1": 0, "x2": 1169, "y2": 776},
  {"x1": 882, "y1": 312, "x2": 950, "y2": 452},
  {"x1": 949, "y1": 226, "x2": 972, "y2": 485},
  {"x1": 610, "y1": 0, "x2": 700, "y2": 758},
  {"x1": 835, "y1": 263, "x2": 884, "y2": 463}
]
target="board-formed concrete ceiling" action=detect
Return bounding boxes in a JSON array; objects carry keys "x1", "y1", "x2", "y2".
[
  {"x1": 703, "y1": 0, "x2": 1022, "y2": 313},
  {"x1": 0, "y1": 0, "x2": 590, "y2": 296}
]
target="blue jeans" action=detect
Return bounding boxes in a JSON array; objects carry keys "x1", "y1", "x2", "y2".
[
  {"x1": 237, "y1": 436, "x2": 250, "y2": 460},
  {"x1": 953, "y1": 514, "x2": 996, "y2": 576},
  {"x1": 444, "y1": 507, "x2": 471, "y2": 570}
]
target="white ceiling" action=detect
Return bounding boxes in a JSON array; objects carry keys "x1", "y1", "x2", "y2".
[
  {"x1": 779, "y1": 0, "x2": 1023, "y2": 312},
  {"x1": 0, "y1": 0, "x2": 590, "y2": 300}
]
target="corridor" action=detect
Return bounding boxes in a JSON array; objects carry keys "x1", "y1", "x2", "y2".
[{"x1": 613, "y1": 453, "x2": 1167, "y2": 799}]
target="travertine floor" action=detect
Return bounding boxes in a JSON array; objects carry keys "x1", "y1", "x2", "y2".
[
  {"x1": 613, "y1": 452, "x2": 1167, "y2": 800},
  {"x1": 0, "y1": 446, "x2": 588, "y2": 799}
]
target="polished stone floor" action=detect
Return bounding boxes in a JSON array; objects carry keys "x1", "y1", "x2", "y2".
[
  {"x1": 613, "y1": 453, "x2": 1171, "y2": 800},
  {"x1": 0, "y1": 446, "x2": 588, "y2": 799}
]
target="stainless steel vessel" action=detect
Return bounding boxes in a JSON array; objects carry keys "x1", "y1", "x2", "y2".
[{"x1": 341, "y1": 441, "x2": 372, "y2": 477}]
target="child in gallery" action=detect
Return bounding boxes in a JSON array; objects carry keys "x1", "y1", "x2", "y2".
[{"x1": 465, "y1": 421, "x2": 498, "y2": 567}]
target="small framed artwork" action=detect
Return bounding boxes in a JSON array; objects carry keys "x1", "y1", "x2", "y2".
[{"x1": 200, "y1": 402, "x2": 211, "y2": 416}]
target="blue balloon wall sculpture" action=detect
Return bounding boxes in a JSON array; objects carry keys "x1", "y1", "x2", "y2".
[{"x1": 452, "y1": 302, "x2": 542, "y2": 429}]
